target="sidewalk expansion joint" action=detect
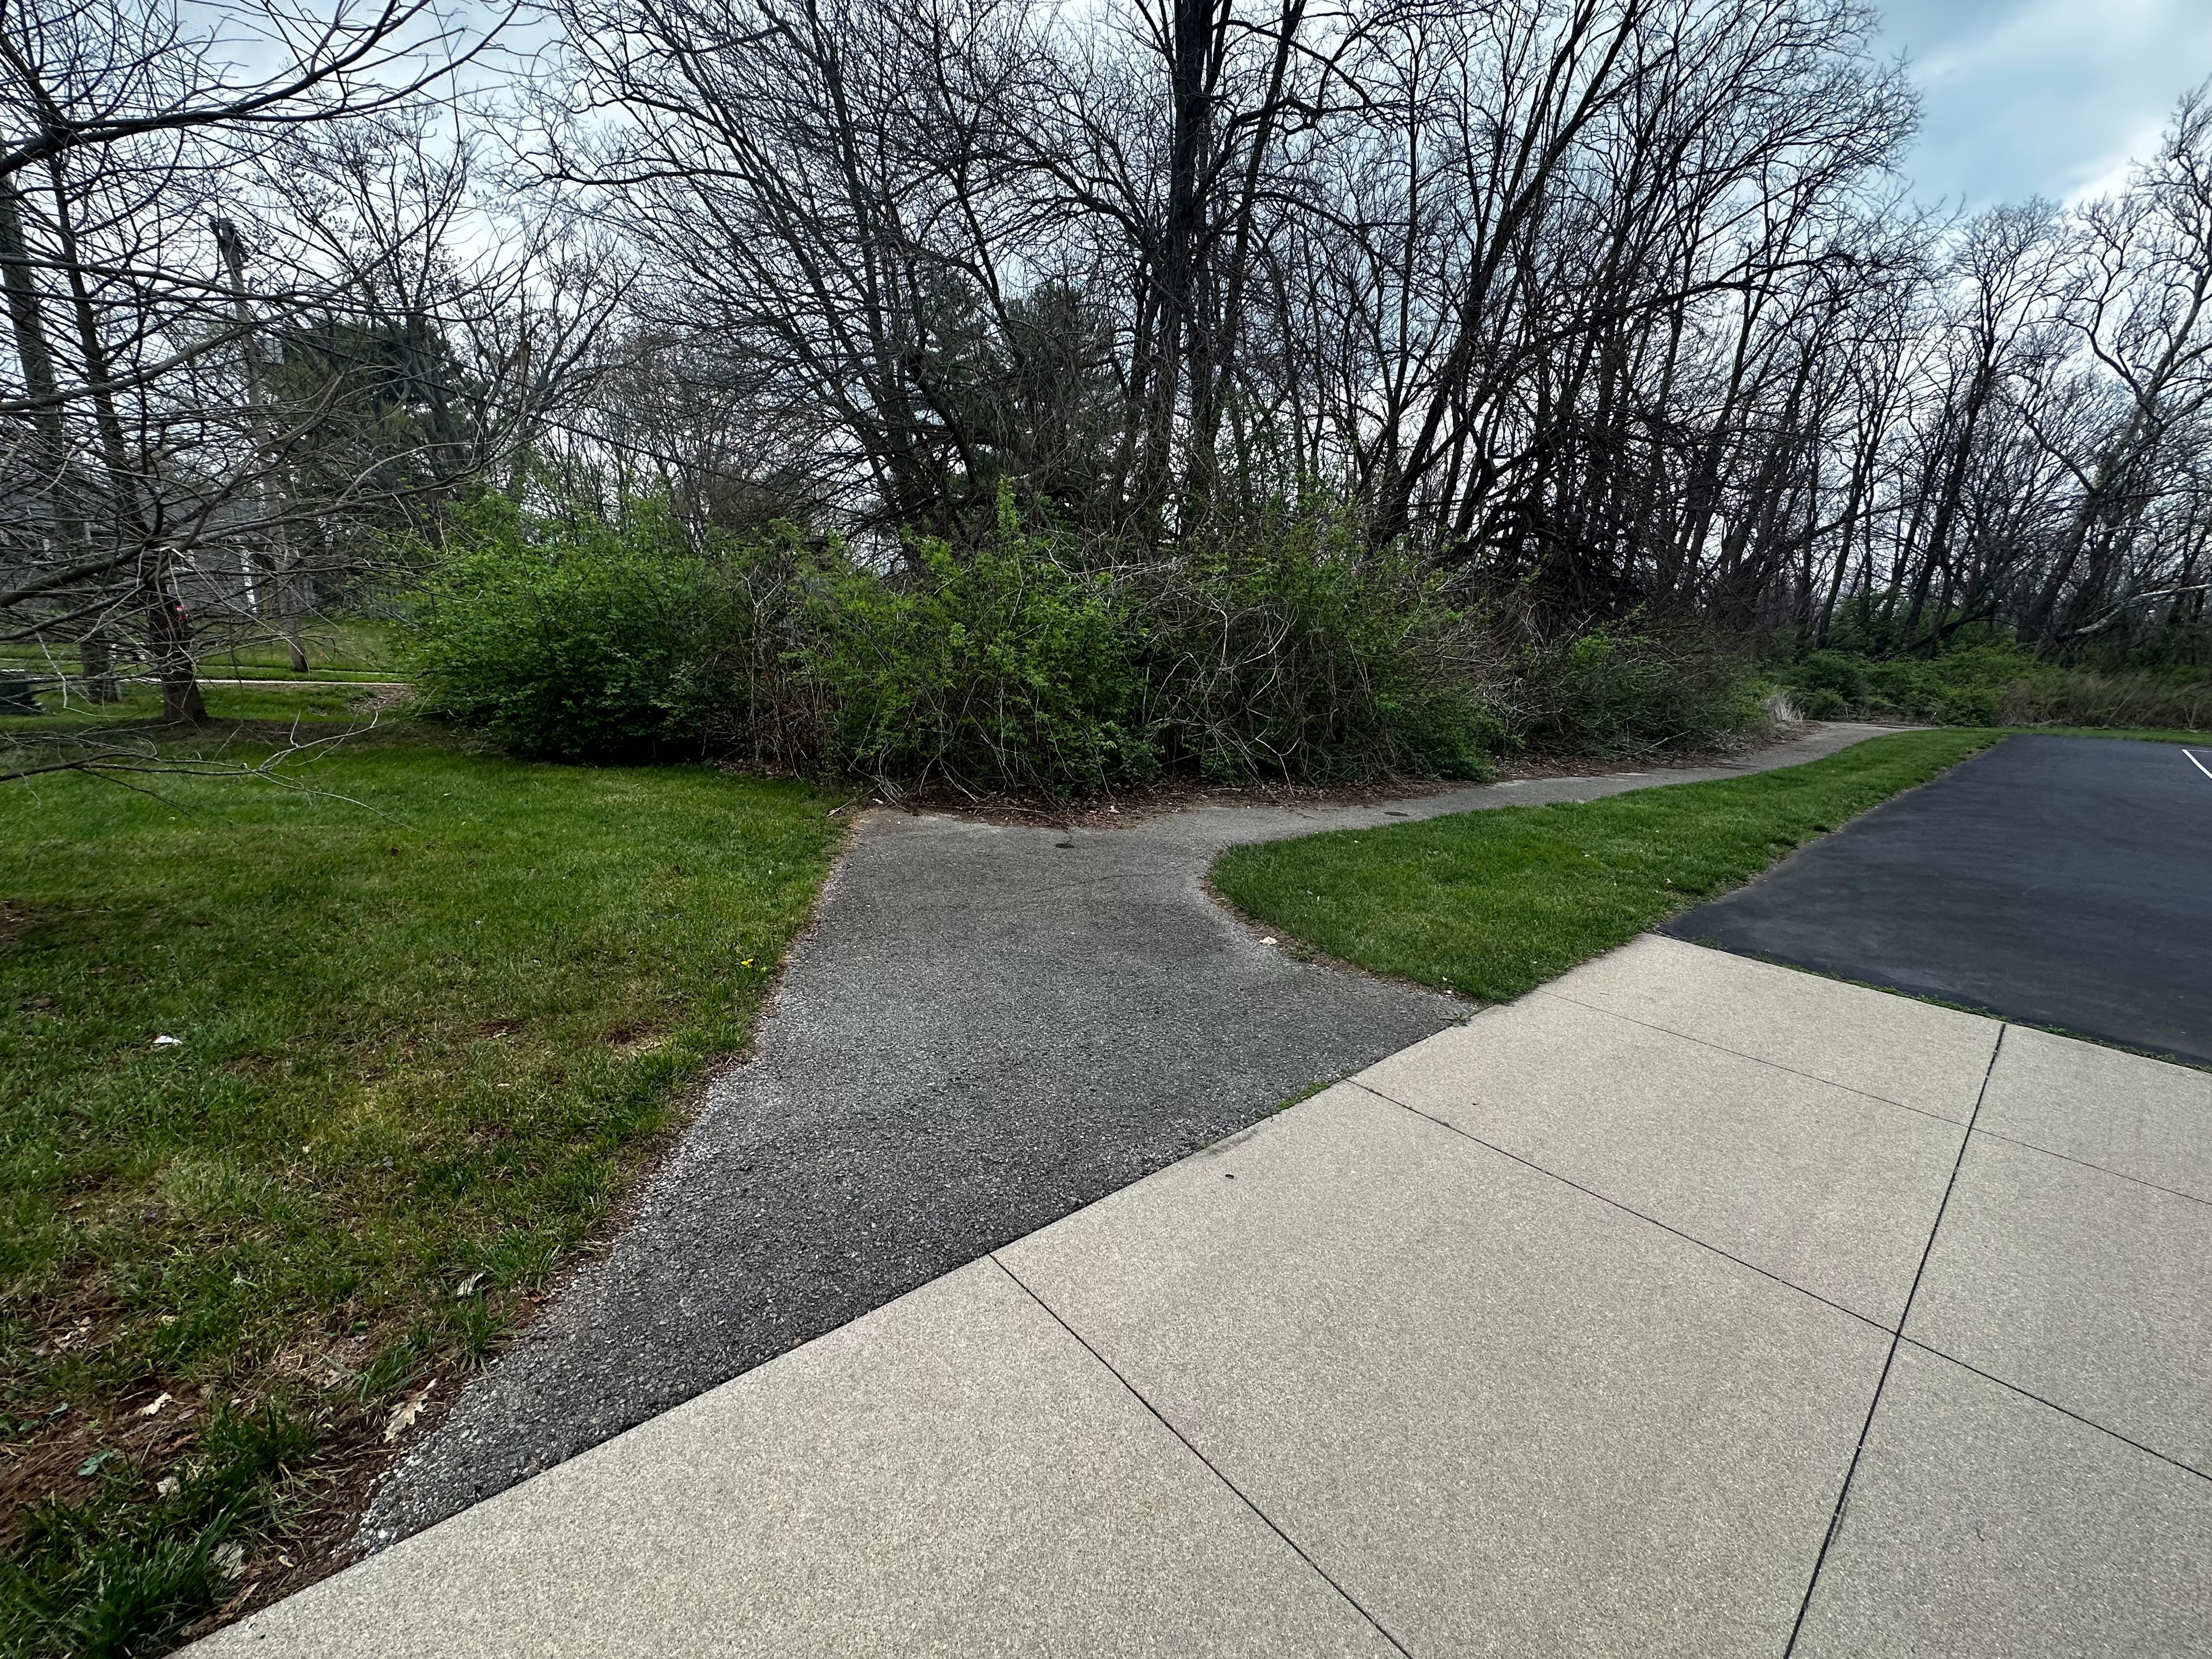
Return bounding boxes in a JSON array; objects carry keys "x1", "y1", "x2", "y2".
[
  {"x1": 1343, "y1": 1080, "x2": 1897, "y2": 1338},
  {"x1": 1533, "y1": 986, "x2": 1986, "y2": 1130},
  {"x1": 1896, "y1": 1334, "x2": 2212, "y2": 1486},
  {"x1": 1963, "y1": 1126, "x2": 2212, "y2": 1211},
  {"x1": 1781, "y1": 1024, "x2": 2006, "y2": 1656},
  {"x1": 986, "y1": 1253, "x2": 1415, "y2": 1659}
]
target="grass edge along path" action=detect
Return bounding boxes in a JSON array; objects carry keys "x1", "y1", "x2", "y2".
[
  {"x1": 1213, "y1": 729, "x2": 1998, "y2": 1004},
  {"x1": 0, "y1": 737, "x2": 841, "y2": 1658}
]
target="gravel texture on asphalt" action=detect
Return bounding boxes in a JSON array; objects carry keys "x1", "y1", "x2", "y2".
[{"x1": 360, "y1": 722, "x2": 1895, "y2": 1550}]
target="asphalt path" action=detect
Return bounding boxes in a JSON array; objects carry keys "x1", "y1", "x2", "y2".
[
  {"x1": 359, "y1": 723, "x2": 1895, "y2": 1550},
  {"x1": 1662, "y1": 734, "x2": 2212, "y2": 1067}
]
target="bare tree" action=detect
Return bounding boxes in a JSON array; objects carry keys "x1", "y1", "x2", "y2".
[
  {"x1": 0, "y1": 0, "x2": 616, "y2": 730},
  {"x1": 497, "y1": 1, "x2": 2212, "y2": 670}
]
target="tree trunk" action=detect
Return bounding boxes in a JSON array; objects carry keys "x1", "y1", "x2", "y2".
[
  {"x1": 150, "y1": 594, "x2": 206, "y2": 722},
  {"x1": 0, "y1": 177, "x2": 121, "y2": 701},
  {"x1": 48, "y1": 160, "x2": 203, "y2": 715},
  {"x1": 215, "y1": 218, "x2": 309, "y2": 671}
]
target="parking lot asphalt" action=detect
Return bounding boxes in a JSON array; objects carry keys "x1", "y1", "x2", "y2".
[{"x1": 1662, "y1": 735, "x2": 2212, "y2": 1068}]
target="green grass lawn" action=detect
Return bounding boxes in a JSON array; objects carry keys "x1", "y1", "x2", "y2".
[
  {"x1": 0, "y1": 730, "x2": 839, "y2": 1656},
  {"x1": 0, "y1": 618, "x2": 406, "y2": 690},
  {"x1": 2, "y1": 684, "x2": 388, "y2": 738},
  {"x1": 1213, "y1": 729, "x2": 1997, "y2": 1003},
  {"x1": 195, "y1": 619, "x2": 402, "y2": 679}
]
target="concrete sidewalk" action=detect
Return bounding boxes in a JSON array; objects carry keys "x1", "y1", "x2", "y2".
[{"x1": 198, "y1": 938, "x2": 2212, "y2": 1657}]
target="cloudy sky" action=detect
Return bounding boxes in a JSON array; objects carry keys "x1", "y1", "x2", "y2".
[{"x1": 1876, "y1": 0, "x2": 2212, "y2": 206}]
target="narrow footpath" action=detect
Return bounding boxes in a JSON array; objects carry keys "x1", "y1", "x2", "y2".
[{"x1": 363, "y1": 722, "x2": 1894, "y2": 1548}]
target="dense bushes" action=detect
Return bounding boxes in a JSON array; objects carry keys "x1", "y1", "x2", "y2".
[
  {"x1": 1506, "y1": 625, "x2": 1764, "y2": 757},
  {"x1": 1134, "y1": 510, "x2": 1505, "y2": 783},
  {"x1": 407, "y1": 493, "x2": 1776, "y2": 791},
  {"x1": 1767, "y1": 645, "x2": 2028, "y2": 726},
  {"x1": 1992, "y1": 669, "x2": 2212, "y2": 730},
  {"x1": 1766, "y1": 642, "x2": 2212, "y2": 731},
  {"x1": 813, "y1": 503, "x2": 1151, "y2": 791},
  {"x1": 408, "y1": 498, "x2": 737, "y2": 761}
]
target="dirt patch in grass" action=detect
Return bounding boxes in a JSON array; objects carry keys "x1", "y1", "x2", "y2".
[{"x1": 2, "y1": 1371, "x2": 204, "y2": 1550}]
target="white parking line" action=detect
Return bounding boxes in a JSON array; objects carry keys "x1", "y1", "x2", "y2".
[{"x1": 2186, "y1": 748, "x2": 2212, "y2": 781}]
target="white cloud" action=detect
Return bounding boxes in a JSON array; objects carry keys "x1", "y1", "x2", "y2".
[{"x1": 1876, "y1": 0, "x2": 2212, "y2": 205}]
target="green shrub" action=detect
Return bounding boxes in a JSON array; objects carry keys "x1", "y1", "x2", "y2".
[
  {"x1": 407, "y1": 497, "x2": 737, "y2": 762},
  {"x1": 1763, "y1": 643, "x2": 2031, "y2": 724},
  {"x1": 408, "y1": 489, "x2": 1510, "y2": 794},
  {"x1": 1510, "y1": 624, "x2": 1766, "y2": 755},
  {"x1": 1766, "y1": 640, "x2": 2212, "y2": 731},
  {"x1": 1137, "y1": 509, "x2": 1503, "y2": 783},
  {"x1": 1997, "y1": 669, "x2": 2212, "y2": 730},
  {"x1": 814, "y1": 497, "x2": 1154, "y2": 793}
]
